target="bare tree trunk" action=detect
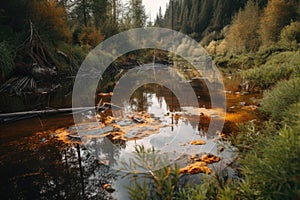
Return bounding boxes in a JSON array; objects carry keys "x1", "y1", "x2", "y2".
[
  {"x1": 83, "y1": 0, "x2": 88, "y2": 26},
  {"x1": 112, "y1": 0, "x2": 117, "y2": 24}
]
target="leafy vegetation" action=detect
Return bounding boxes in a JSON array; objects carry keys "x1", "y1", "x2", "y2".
[
  {"x1": 0, "y1": 0, "x2": 148, "y2": 87},
  {"x1": 225, "y1": 0, "x2": 261, "y2": 53},
  {"x1": 1, "y1": 0, "x2": 300, "y2": 199},
  {"x1": 260, "y1": 78, "x2": 300, "y2": 121},
  {"x1": 119, "y1": 145, "x2": 181, "y2": 200},
  {"x1": 242, "y1": 51, "x2": 300, "y2": 89},
  {"x1": 122, "y1": 2, "x2": 300, "y2": 198},
  {"x1": 240, "y1": 127, "x2": 300, "y2": 199},
  {"x1": 0, "y1": 41, "x2": 15, "y2": 82},
  {"x1": 279, "y1": 21, "x2": 300, "y2": 50}
]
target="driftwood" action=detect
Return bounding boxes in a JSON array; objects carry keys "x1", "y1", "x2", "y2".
[
  {"x1": 0, "y1": 102, "x2": 123, "y2": 123},
  {"x1": 0, "y1": 107, "x2": 96, "y2": 123},
  {"x1": 0, "y1": 107, "x2": 96, "y2": 118}
]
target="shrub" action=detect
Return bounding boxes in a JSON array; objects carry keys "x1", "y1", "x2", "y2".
[
  {"x1": 242, "y1": 64, "x2": 293, "y2": 89},
  {"x1": 214, "y1": 53, "x2": 255, "y2": 69},
  {"x1": 119, "y1": 145, "x2": 181, "y2": 200},
  {"x1": 243, "y1": 51, "x2": 300, "y2": 89},
  {"x1": 29, "y1": 0, "x2": 72, "y2": 43},
  {"x1": 178, "y1": 176, "x2": 217, "y2": 200},
  {"x1": 279, "y1": 21, "x2": 300, "y2": 50},
  {"x1": 254, "y1": 45, "x2": 289, "y2": 66},
  {"x1": 0, "y1": 41, "x2": 14, "y2": 82},
  {"x1": 78, "y1": 26, "x2": 104, "y2": 48},
  {"x1": 283, "y1": 102, "x2": 300, "y2": 131},
  {"x1": 260, "y1": 78, "x2": 300, "y2": 121},
  {"x1": 240, "y1": 127, "x2": 300, "y2": 199}
]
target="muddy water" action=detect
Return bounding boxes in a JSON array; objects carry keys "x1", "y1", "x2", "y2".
[{"x1": 0, "y1": 71, "x2": 258, "y2": 199}]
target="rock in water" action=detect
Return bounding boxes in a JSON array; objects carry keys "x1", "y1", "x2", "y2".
[{"x1": 102, "y1": 184, "x2": 115, "y2": 193}]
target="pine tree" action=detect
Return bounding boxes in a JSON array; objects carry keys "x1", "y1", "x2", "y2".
[
  {"x1": 130, "y1": 0, "x2": 147, "y2": 28},
  {"x1": 190, "y1": 0, "x2": 200, "y2": 33},
  {"x1": 72, "y1": 0, "x2": 92, "y2": 27},
  {"x1": 154, "y1": 7, "x2": 164, "y2": 27},
  {"x1": 198, "y1": 0, "x2": 213, "y2": 33},
  {"x1": 180, "y1": 5, "x2": 189, "y2": 34},
  {"x1": 92, "y1": 0, "x2": 108, "y2": 30}
]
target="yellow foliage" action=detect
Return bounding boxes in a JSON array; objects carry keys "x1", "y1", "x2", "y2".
[
  {"x1": 79, "y1": 26, "x2": 104, "y2": 47},
  {"x1": 206, "y1": 40, "x2": 217, "y2": 55},
  {"x1": 216, "y1": 40, "x2": 228, "y2": 55},
  {"x1": 30, "y1": 0, "x2": 71, "y2": 42},
  {"x1": 260, "y1": 0, "x2": 298, "y2": 46},
  {"x1": 225, "y1": 0, "x2": 261, "y2": 53}
]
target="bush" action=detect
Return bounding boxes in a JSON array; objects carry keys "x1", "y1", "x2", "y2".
[
  {"x1": 283, "y1": 102, "x2": 300, "y2": 131},
  {"x1": 279, "y1": 21, "x2": 300, "y2": 50},
  {"x1": 240, "y1": 127, "x2": 300, "y2": 199},
  {"x1": 242, "y1": 64, "x2": 293, "y2": 90},
  {"x1": 260, "y1": 78, "x2": 300, "y2": 121},
  {"x1": 254, "y1": 45, "x2": 289, "y2": 66},
  {"x1": 30, "y1": 0, "x2": 72, "y2": 43},
  {"x1": 243, "y1": 51, "x2": 300, "y2": 89},
  {"x1": 214, "y1": 53, "x2": 255, "y2": 69},
  {"x1": 119, "y1": 145, "x2": 181, "y2": 200},
  {"x1": 178, "y1": 176, "x2": 219, "y2": 200},
  {"x1": 78, "y1": 26, "x2": 104, "y2": 48},
  {"x1": 0, "y1": 41, "x2": 15, "y2": 82}
]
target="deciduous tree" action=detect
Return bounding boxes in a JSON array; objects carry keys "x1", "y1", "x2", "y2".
[
  {"x1": 260, "y1": 0, "x2": 299, "y2": 46},
  {"x1": 225, "y1": 0, "x2": 261, "y2": 53}
]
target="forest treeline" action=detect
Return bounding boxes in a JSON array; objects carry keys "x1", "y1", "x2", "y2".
[
  {"x1": 1, "y1": 0, "x2": 299, "y2": 84},
  {"x1": 0, "y1": 0, "x2": 147, "y2": 85}
]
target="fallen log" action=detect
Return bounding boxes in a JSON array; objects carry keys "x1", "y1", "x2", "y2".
[{"x1": 0, "y1": 107, "x2": 96, "y2": 123}]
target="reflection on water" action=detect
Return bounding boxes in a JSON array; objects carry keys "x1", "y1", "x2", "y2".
[
  {"x1": 0, "y1": 116, "x2": 114, "y2": 199},
  {"x1": 0, "y1": 72, "x2": 258, "y2": 199},
  {"x1": 0, "y1": 79, "x2": 74, "y2": 113}
]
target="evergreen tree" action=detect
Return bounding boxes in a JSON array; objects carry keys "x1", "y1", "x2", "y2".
[
  {"x1": 198, "y1": 0, "x2": 214, "y2": 33},
  {"x1": 92, "y1": 0, "x2": 108, "y2": 30},
  {"x1": 190, "y1": 0, "x2": 200, "y2": 33},
  {"x1": 180, "y1": 5, "x2": 189, "y2": 34},
  {"x1": 101, "y1": 0, "x2": 119, "y2": 37},
  {"x1": 130, "y1": 0, "x2": 147, "y2": 28},
  {"x1": 162, "y1": 0, "x2": 246, "y2": 42},
  {"x1": 154, "y1": 7, "x2": 164, "y2": 27}
]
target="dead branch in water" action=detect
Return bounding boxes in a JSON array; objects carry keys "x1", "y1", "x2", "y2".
[{"x1": 0, "y1": 107, "x2": 96, "y2": 123}]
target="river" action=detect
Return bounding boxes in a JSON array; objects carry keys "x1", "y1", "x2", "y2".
[{"x1": 0, "y1": 69, "x2": 258, "y2": 199}]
